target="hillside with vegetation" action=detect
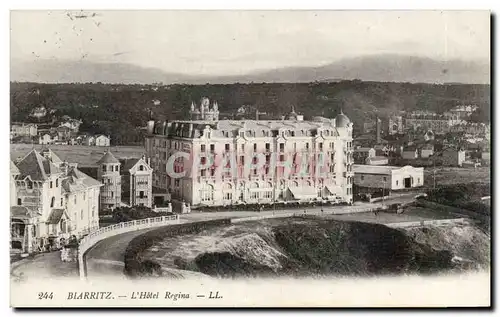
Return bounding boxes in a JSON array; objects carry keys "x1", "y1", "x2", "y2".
[
  {"x1": 126, "y1": 217, "x2": 490, "y2": 279},
  {"x1": 10, "y1": 81, "x2": 490, "y2": 145}
]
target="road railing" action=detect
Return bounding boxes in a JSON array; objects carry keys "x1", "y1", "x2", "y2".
[{"x1": 78, "y1": 215, "x2": 180, "y2": 279}]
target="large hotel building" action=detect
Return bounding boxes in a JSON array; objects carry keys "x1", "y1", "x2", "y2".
[{"x1": 145, "y1": 97, "x2": 354, "y2": 207}]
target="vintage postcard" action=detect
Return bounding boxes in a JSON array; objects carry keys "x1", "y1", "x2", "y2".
[{"x1": 9, "y1": 10, "x2": 491, "y2": 308}]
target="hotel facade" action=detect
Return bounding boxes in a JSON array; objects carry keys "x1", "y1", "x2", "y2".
[{"x1": 145, "y1": 98, "x2": 354, "y2": 207}]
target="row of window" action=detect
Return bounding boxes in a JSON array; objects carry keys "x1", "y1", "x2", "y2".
[
  {"x1": 101, "y1": 179, "x2": 121, "y2": 185},
  {"x1": 49, "y1": 179, "x2": 59, "y2": 189},
  {"x1": 102, "y1": 165, "x2": 120, "y2": 172},
  {"x1": 201, "y1": 142, "x2": 336, "y2": 153}
]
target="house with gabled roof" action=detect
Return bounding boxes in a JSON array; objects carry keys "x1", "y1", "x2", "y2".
[
  {"x1": 95, "y1": 135, "x2": 110, "y2": 147},
  {"x1": 11, "y1": 148, "x2": 102, "y2": 254},
  {"x1": 121, "y1": 156, "x2": 153, "y2": 208}
]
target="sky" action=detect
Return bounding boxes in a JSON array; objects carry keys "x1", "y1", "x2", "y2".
[{"x1": 10, "y1": 10, "x2": 490, "y2": 76}]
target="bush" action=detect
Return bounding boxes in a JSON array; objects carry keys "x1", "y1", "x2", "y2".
[
  {"x1": 426, "y1": 183, "x2": 490, "y2": 205},
  {"x1": 112, "y1": 206, "x2": 171, "y2": 223}
]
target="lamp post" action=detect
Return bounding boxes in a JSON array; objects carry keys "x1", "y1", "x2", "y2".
[
  {"x1": 382, "y1": 179, "x2": 386, "y2": 206},
  {"x1": 433, "y1": 158, "x2": 436, "y2": 189}
]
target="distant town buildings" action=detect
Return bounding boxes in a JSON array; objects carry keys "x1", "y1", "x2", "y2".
[
  {"x1": 419, "y1": 144, "x2": 435, "y2": 159},
  {"x1": 189, "y1": 97, "x2": 220, "y2": 121},
  {"x1": 59, "y1": 117, "x2": 82, "y2": 133},
  {"x1": 11, "y1": 123, "x2": 38, "y2": 137},
  {"x1": 402, "y1": 146, "x2": 419, "y2": 160},
  {"x1": 39, "y1": 133, "x2": 56, "y2": 145},
  {"x1": 365, "y1": 156, "x2": 389, "y2": 166},
  {"x1": 448, "y1": 104, "x2": 478, "y2": 119},
  {"x1": 29, "y1": 106, "x2": 47, "y2": 119},
  {"x1": 95, "y1": 135, "x2": 111, "y2": 147},
  {"x1": 404, "y1": 112, "x2": 461, "y2": 135},
  {"x1": 385, "y1": 115, "x2": 404, "y2": 135},
  {"x1": 353, "y1": 147, "x2": 376, "y2": 164},
  {"x1": 442, "y1": 148, "x2": 466, "y2": 167},
  {"x1": 449, "y1": 122, "x2": 490, "y2": 136}
]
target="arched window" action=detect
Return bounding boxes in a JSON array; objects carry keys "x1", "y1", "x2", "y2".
[
  {"x1": 139, "y1": 165, "x2": 144, "y2": 171},
  {"x1": 306, "y1": 180, "x2": 312, "y2": 186},
  {"x1": 60, "y1": 219, "x2": 66, "y2": 233},
  {"x1": 263, "y1": 182, "x2": 273, "y2": 199},
  {"x1": 50, "y1": 197, "x2": 55, "y2": 208},
  {"x1": 291, "y1": 181, "x2": 299, "y2": 187},
  {"x1": 223, "y1": 183, "x2": 232, "y2": 200},
  {"x1": 200, "y1": 184, "x2": 214, "y2": 202},
  {"x1": 81, "y1": 209, "x2": 84, "y2": 220}
]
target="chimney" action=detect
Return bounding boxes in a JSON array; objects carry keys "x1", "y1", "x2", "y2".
[
  {"x1": 376, "y1": 117, "x2": 381, "y2": 144},
  {"x1": 147, "y1": 157, "x2": 151, "y2": 167}
]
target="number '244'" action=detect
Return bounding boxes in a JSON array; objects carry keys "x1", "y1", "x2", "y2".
[{"x1": 38, "y1": 292, "x2": 53, "y2": 300}]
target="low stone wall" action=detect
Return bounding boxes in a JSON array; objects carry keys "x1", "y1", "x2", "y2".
[
  {"x1": 386, "y1": 218, "x2": 474, "y2": 228},
  {"x1": 231, "y1": 206, "x2": 388, "y2": 224},
  {"x1": 415, "y1": 199, "x2": 466, "y2": 214},
  {"x1": 369, "y1": 196, "x2": 391, "y2": 203},
  {"x1": 415, "y1": 199, "x2": 489, "y2": 232},
  {"x1": 124, "y1": 218, "x2": 231, "y2": 277}
]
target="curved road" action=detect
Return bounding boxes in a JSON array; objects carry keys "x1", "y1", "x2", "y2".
[{"x1": 85, "y1": 194, "x2": 420, "y2": 279}]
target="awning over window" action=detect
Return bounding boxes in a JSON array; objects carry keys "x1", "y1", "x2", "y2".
[
  {"x1": 11, "y1": 206, "x2": 32, "y2": 220},
  {"x1": 46, "y1": 209, "x2": 69, "y2": 224},
  {"x1": 288, "y1": 186, "x2": 318, "y2": 200},
  {"x1": 248, "y1": 188, "x2": 273, "y2": 193},
  {"x1": 325, "y1": 185, "x2": 342, "y2": 196},
  {"x1": 11, "y1": 206, "x2": 40, "y2": 220}
]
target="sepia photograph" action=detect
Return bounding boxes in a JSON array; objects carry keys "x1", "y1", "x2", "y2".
[{"x1": 8, "y1": 10, "x2": 491, "y2": 308}]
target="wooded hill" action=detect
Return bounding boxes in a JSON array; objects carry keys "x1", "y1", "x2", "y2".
[{"x1": 10, "y1": 81, "x2": 490, "y2": 145}]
